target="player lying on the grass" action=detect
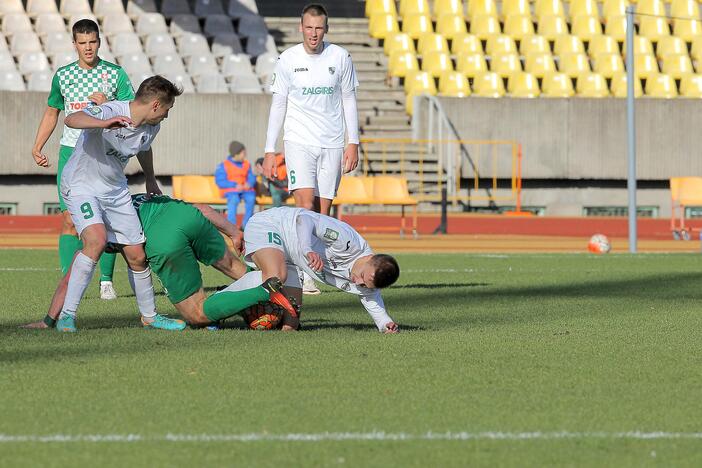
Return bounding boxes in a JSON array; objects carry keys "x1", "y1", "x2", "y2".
[
  {"x1": 186, "y1": 207, "x2": 401, "y2": 333},
  {"x1": 24, "y1": 195, "x2": 297, "y2": 329}
]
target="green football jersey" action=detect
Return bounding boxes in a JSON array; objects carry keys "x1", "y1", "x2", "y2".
[{"x1": 47, "y1": 59, "x2": 134, "y2": 148}]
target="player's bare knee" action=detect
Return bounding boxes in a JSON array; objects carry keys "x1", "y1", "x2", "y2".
[{"x1": 122, "y1": 245, "x2": 147, "y2": 270}]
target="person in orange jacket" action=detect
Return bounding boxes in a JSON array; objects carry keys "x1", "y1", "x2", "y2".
[
  {"x1": 215, "y1": 141, "x2": 257, "y2": 227},
  {"x1": 254, "y1": 154, "x2": 290, "y2": 207}
]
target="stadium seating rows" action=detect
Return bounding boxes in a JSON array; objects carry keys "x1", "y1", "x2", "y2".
[
  {"x1": 0, "y1": 0, "x2": 274, "y2": 93},
  {"x1": 367, "y1": 0, "x2": 702, "y2": 110}
]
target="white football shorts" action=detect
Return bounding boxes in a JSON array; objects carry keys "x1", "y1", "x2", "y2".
[
  {"x1": 62, "y1": 188, "x2": 145, "y2": 245},
  {"x1": 284, "y1": 140, "x2": 343, "y2": 199}
]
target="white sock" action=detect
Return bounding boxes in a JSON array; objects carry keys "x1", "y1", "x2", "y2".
[
  {"x1": 60, "y1": 252, "x2": 97, "y2": 319},
  {"x1": 128, "y1": 267, "x2": 157, "y2": 319},
  {"x1": 219, "y1": 271, "x2": 263, "y2": 293}
]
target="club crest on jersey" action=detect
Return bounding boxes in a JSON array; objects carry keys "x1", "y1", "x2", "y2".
[
  {"x1": 328, "y1": 67, "x2": 335, "y2": 75},
  {"x1": 323, "y1": 228, "x2": 339, "y2": 241},
  {"x1": 88, "y1": 106, "x2": 102, "y2": 115}
]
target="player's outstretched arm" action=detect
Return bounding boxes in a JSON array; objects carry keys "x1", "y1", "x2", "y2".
[
  {"x1": 193, "y1": 203, "x2": 243, "y2": 254},
  {"x1": 31, "y1": 107, "x2": 60, "y2": 168},
  {"x1": 65, "y1": 112, "x2": 132, "y2": 130},
  {"x1": 136, "y1": 148, "x2": 161, "y2": 195}
]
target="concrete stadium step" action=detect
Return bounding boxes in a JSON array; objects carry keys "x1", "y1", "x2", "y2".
[
  {"x1": 361, "y1": 130, "x2": 415, "y2": 139},
  {"x1": 362, "y1": 124, "x2": 412, "y2": 132},
  {"x1": 358, "y1": 101, "x2": 404, "y2": 112},
  {"x1": 364, "y1": 115, "x2": 411, "y2": 125},
  {"x1": 357, "y1": 90, "x2": 405, "y2": 101}
]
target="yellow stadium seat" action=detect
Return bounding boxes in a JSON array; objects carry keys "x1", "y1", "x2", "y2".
[
  {"x1": 673, "y1": 19, "x2": 702, "y2": 43},
  {"x1": 417, "y1": 33, "x2": 449, "y2": 54},
  {"x1": 521, "y1": 35, "x2": 550, "y2": 55},
  {"x1": 671, "y1": 0, "x2": 699, "y2": 19},
  {"x1": 451, "y1": 33, "x2": 484, "y2": 54},
  {"x1": 559, "y1": 52, "x2": 591, "y2": 77},
  {"x1": 604, "y1": 15, "x2": 627, "y2": 42},
  {"x1": 554, "y1": 35, "x2": 586, "y2": 56},
  {"x1": 610, "y1": 72, "x2": 644, "y2": 97},
  {"x1": 636, "y1": 0, "x2": 665, "y2": 16},
  {"x1": 369, "y1": 14, "x2": 399, "y2": 39},
  {"x1": 436, "y1": 13, "x2": 467, "y2": 40},
  {"x1": 542, "y1": 71, "x2": 575, "y2": 96},
  {"x1": 661, "y1": 54, "x2": 694, "y2": 79},
  {"x1": 656, "y1": 36, "x2": 686, "y2": 60},
  {"x1": 434, "y1": 0, "x2": 464, "y2": 16},
  {"x1": 569, "y1": 0, "x2": 600, "y2": 20},
  {"x1": 502, "y1": 0, "x2": 530, "y2": 19},
  {"x1": 400, "y1": 0, "x2": 430, "y2": 16},
  {"x1": 603, "y1": 0, "x2": 627, "y2": 19},
  {"x1": 508, "y1": 71, "x2": 541, "y2": 97},
  {"x1": 422, "y1": 50, "x2": 454, "y2": 76},
  {"x1": 588, "y1": 35, "x2": 619, "y2": 59},
  {"x1": 389, "y1": 51, "x2": 420, "y2": 77},
  {"x1": 366, "y1": 0, "x2": 398, "y2": 18},
  {"x1": 538, "y1": 15, "x2": 569, "y2": 41},
  {"x1": 633, "y1": 53, "x2": 660, "y2": 79},
  {"x1": 639, "y1": 16, "x2": 670, "y2": 42},
  {"x1": 535, "y1": 0, "x2": 565, "y2": 19},
  {"x1": 485, "y1": 34, "x2": 518, "y2": 55},
  {"x1": 172, "y1": 176, "x2": 226, "y2": 204},
  {"x1": 384, "y1": 32, "x2": 416, "y2": 55},
  {"x1": 473, "y1": 71, "x2": 506, "y2": 96},
  {"x1": 404, "y1": 70, "x2": 438, "y2": 95},
  {"x1": 524, "y1": 52, "x2": 557, "y2": 77},
  {"x1": 368, "y1": 176, "x2": 418, "y2": 237},
  {"x1": 571, "y1": 16, "x2": 603, "y2": 41},
  {"x1": 334, "y1": 176, "x2": 375, "y2": 205},
  {"x1": 503, "y1": 15, "x2": 535, "y2": 40},
  {"x1": 644, "y1": 73, "x2": 678, "y2": 98},
  {"x1": 592, "y1": 52, "x2": 624, "y2": 78},
  {"x1": 470, "y1": 14, "x2": 501, "y2": 39},
  {"x1": 622, "y1": 36, "x2": 654, "y2": 58},
  {"x1": 468, "y1": 0, "x2": 498, "y2": 18},
  {"x1": 576, "y1": 72, "x2": 610, "y2": 97},
  {"x1": 439, "y1": 70, "x2": 471, "y2": 96},
  {"x1": 402, "y1": 13, "x2": 433, "y2": 39},
  {"x1": 490, "y1": 52, "x2": 522, "y2": 77},
  {"x1": 456, "y1": 52, "x2": 489, "y2": 76},
  {"x1": 691, "y1": 37, "x2": 702, "y2": 62},
  {"x1": 680, "y1": 74, "x2": 702, "y2": 97}
]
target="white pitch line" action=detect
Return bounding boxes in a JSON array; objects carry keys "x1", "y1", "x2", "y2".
[{"x1": 2, "y1": 431, "x2": 702, "y2": 443}]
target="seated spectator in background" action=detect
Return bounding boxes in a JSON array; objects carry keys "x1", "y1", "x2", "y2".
[
  {"x1": 215, "y1": 141, "x2": 257, "y2": 227},
  {"x1": 254, "y1": 154, "x2": 290, "y2": 207}
]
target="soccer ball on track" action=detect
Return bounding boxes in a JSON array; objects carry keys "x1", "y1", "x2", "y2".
[
  {"x1": 242, "y1": 302, "x2": 284, "y2": 330},
  {"x1": 587, "y1": 234, "x2": 611, "y2": 254}
]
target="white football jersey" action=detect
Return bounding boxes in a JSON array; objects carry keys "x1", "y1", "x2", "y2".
[
  {"x1": 270, "y1": 42, "x2": 359, "y2": 149},
  {"x1": 261, "y1": 207, "x2": 393, "y2": 331},
  {"x1": 61, "y1": 101, "x2": 160, "y2": 196}
]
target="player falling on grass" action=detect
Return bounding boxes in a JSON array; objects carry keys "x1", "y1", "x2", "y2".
[
  {"x1": 53, "y1": 76, "x2": 186, "y2": 332},
  {"x1": 24, "y1": 195, "x2": 297, "y2": 329},
  {"x1": 31, "y1": 19, "x2": 134, "y2": 301},
  {"x1": 188, "y1": 207, "x2": 400, "y2": 333},
  {"x1": 262, "y1": 3, "x2": 360, "y2": 295}
]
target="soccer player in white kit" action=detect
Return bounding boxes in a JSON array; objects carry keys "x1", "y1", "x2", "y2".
[
  {"x1": 262, "y1": 3, "x2": 360, "y2": 295},
  {"x1": 53, "y1": 76, "x2": 185, "y2": 332},
  {"x1": 238, "y1": 207, "x2": 400, "y2": 333}
]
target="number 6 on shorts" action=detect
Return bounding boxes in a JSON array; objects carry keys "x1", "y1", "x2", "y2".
[{"x1": 80, "y1": 202, "x2": 94, "y2": 219}]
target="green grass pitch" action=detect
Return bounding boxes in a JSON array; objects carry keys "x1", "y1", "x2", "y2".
[{"x1": 1, "y1": 249, "x2": 702, "y2": 467}]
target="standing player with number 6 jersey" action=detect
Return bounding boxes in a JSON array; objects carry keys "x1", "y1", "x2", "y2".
[
  {"x1": 52, "y1": 76, "x2": 185, "y2": 332},
  {"x1": 262, "y1": 3, "x2": 360, "y2": 295}
]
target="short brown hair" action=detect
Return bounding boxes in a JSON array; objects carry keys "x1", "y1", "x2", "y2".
[
  {"x1": 371, "y1": 254, "x2": 400, "y2": 289},
  {"x1": 72, "y1": 19, "x2": 100, "y2": 41},
  {"x1": 135, "y1": 75, "x2": 183, "y2": 106},
  {"x1": 301, "y1": 3, "x2": 328, "y2": 22}
]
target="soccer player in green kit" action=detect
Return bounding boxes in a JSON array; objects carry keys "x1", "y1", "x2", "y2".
[
  {"x1": 31, "y1": 19, "x2": 134, "y2": 300},
  {"x1": 23, "y1": 195, "x2": 296, "y2": 330}
]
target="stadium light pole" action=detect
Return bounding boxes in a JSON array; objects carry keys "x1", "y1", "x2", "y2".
[{"x1": 626, "y1": 5, "x2": 638, "y2": 253}]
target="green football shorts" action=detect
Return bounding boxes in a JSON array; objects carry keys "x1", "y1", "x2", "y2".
[
  {"x1": 144, "y1": 202, "x2": 226, "y2": 304},
  {"x1": 57, "y1": 145, "x2": 74, "y2": 211}
]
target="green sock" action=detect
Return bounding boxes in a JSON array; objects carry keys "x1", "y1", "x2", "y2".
[
  {"x1": 203, "y1": 286, "x2": 269, "y2": 322},
  {"x1": 58, "y1": 234, "x2": 82, "y2": 276},
  {"x1": 99, "y1": 252, "x2": 117, "y2": 282}
]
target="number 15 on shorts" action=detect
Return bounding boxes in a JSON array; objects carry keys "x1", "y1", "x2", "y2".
[{"x1": 267, "y1": 232, "x2": 282, "y2": 245}]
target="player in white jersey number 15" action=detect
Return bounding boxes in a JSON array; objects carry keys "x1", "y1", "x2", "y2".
[{"x1": 262, "y1": 3, "x2": 360, "y2": 216}]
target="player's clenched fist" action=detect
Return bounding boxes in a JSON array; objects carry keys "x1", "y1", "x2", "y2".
[
  {"x1": 306, "y1": 251, "x2": 323, "y2": 271},
  {"x1": 32, "y1": 148, "x2": 50, "y2": 168}
]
